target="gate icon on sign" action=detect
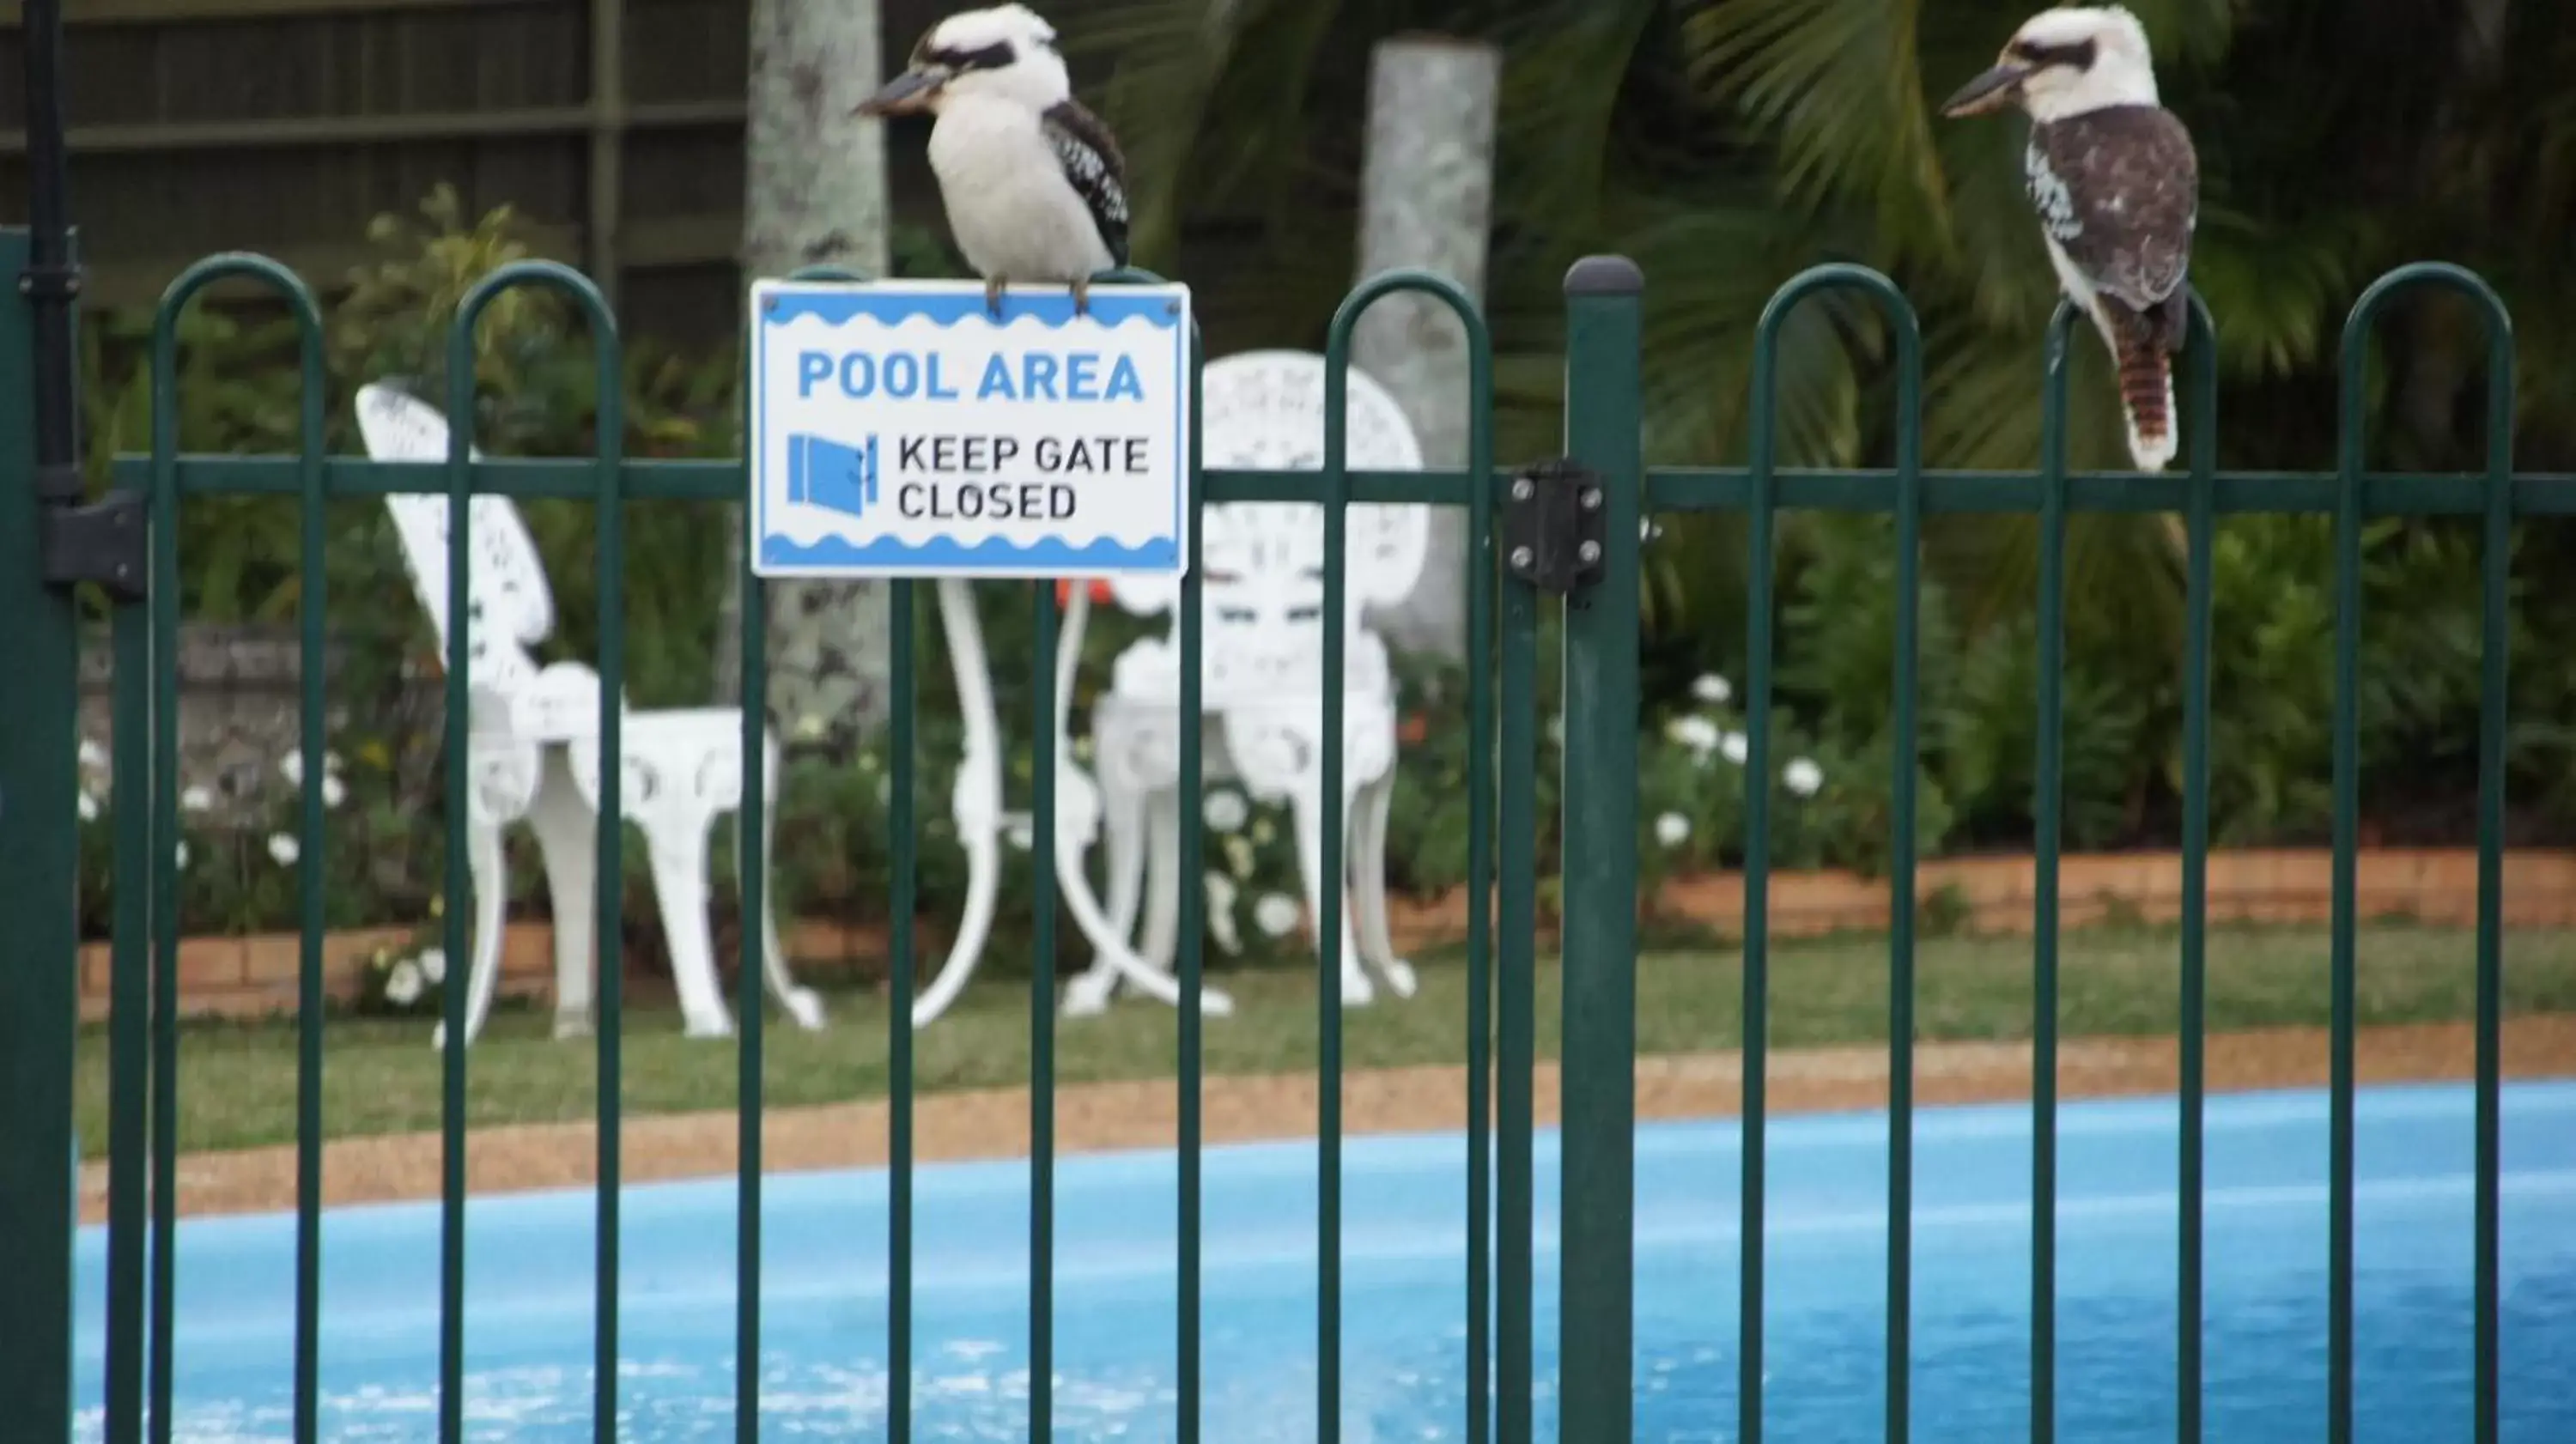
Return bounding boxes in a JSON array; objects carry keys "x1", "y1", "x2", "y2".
[{"x1": 787, "y1": 433, "x2": 879, "y2": 519}]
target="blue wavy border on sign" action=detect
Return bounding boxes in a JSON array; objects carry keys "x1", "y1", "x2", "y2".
[
  {"x1": 762, "y1": 290, "x2": 1182, "y2": 331},
  {"x1": 757, "y1": 533, "x2": 1182, "y2": 570}
]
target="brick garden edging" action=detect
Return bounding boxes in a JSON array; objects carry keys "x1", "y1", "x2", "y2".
[{"x1": 82, "y1": 847, "x2": 2576, "y2": 1021}]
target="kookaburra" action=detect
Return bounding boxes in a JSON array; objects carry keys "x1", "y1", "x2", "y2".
[
  {"x1": 1941, "y1": 6, "x2": 2199, "y2": 471},
  {"x1": 856, "y1": 4, "x2": 1130, "y2": 319}
]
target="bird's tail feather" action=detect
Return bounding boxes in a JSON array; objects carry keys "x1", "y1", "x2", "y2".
[{"x1": 2115, "y1": 334, "x2": 2178, "y2": 471}]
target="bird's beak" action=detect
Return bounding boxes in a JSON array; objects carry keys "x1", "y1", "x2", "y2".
[
  {"x1": 854, "y1": 65, "x2": 946, "y2": 118},
  {"x1": 1939, "y1": 61, "x2": 2031, "y2": 118}
]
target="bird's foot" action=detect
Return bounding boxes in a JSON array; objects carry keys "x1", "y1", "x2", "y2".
[
  {"x1": 984, "y1": 274, "x2": 1009, "y2": 319},
  {"x1": 1069, "y1": 276, "x2": 1091, "y2": 318}
]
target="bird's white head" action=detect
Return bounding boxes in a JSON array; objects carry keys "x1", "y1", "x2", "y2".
[
  {"x1": 854, "y1": 4, "x2": 1070, "y2": 118},
  {"x1": 1939, "y1": 6, "x2": 2160, "y2": 124}
]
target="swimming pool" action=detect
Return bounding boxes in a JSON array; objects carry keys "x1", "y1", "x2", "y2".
[{"x1": 71, "y1": 1079, "x2": 2576, "y2": 1441}]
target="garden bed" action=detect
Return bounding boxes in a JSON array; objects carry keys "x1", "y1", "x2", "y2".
[{"x1": 83, "y1": 845, "x2": 2576, "y2": 1020}]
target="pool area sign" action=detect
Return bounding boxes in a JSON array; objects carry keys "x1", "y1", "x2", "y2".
[{"x1": 748, "y1": 278, "x2": 1193, "y2": 579}]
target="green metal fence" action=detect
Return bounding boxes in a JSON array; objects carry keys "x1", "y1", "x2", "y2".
[{"x1": 0, "y1": 224, "x2": 2545, "y2": 1444}]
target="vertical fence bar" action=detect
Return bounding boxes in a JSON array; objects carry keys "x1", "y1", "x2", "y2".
[
  {"x1": 1461, "y1": 331, "x2": 1498, "y2": 1444},
  {"x1": 590, "y1": 317, "x2": 629, "y2": 1444},
  {"x1": 2032, "y1": 305, "x2": 2076, "y2": 1444},
  {"x1": 889, "y1": 576, "x2": 918, "y2": 1444},
  {"x1": 1882, "y1": 282, "x2": 1924, "y2": 1444},
  {"x1": 736, "y1": 532, "x2": 764, "y2": 1442},
  {"x1": 2333, "y1": 265, "x2": 2518, "y2": 1444},
  {"x1": 143, "y1": 259, "x2": 330, "y2": 1444},
  {"x1": 2326, "y1": 302, "x2": 2364, "y2": 1444},
  {"x1": 2469, "y1": 305, "x2": 2512, "y2": 1444},
  {"x1": 0, "y1": 221, "x2": 82, "y2": 1444},
  {"x1": 1495, "y1": 509, "x2": 1538, "y2": 1444},
  {"x1": 1315, "y1": 283, "x2": 1380, "y2": 1444},
  {"x1": 1740, "y1": 275, "x2": 1790, "y2": 1444},
  {"x1": 2177, "y1": 295, "x2": 2220, "y2": 1444},
  {"x1": 290, "y1": 280, "x2": 331, "y2": 1444},
  {"x1": 1557, "y1": 254, "x2": 1643, "y2": 1444},
  {"x1": 107, "y1": 537, "x2": 154, "y2": 1444},
  {"x1": 438, "y1": 289, "x2": 478, "y2": 1444},
  {"x1": 1176, "y1": 331, "x2": 1206, "y2": 1444},
  {"x1": 1031, "y1": 579, "x2": 1060, "y2": 1444},
  {"x1": 147, "y1": 281, "x2": 183, "y2": 1444}
]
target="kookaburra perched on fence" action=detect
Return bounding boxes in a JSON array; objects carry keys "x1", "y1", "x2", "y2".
[
  {"x1": 857, "y1": 4, "x2": 1129, "y2": 318},
  {"x1": 1941, "y1": 6, "x2": 2199, "y2": 471}
]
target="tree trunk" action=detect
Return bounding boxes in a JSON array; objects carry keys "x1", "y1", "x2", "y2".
[
  {"x1": 1351, "y1": 35, "x2": 1501, "y2": 663},
  {"x1": 712, "y1": 0, "x2": 893, "y2": 746}
]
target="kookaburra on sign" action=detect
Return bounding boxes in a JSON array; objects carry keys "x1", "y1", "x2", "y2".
[
  {"x1": 1941, "y1": 6, "x2": 2199, "y2": 471},
  {"x1": 856, "y1": 4, "x2": 1129, "y2": 318}
]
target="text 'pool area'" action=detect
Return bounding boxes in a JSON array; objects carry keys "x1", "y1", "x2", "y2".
[{"x1": 73, "y1": 1080, "x2": 2576, "y2": 1441}]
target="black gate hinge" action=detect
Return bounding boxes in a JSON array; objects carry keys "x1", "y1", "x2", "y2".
[
  {"x1": 41, "y1": 490, "x2": 149, "y2": 602},
  {"x1": 1502, "y1": 457, "x2": 1607, "y2": 596}
]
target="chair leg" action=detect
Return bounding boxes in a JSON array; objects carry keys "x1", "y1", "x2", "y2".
[
  {"x1": 526, "y1": 752, "x2": 599, "y2": 1040},
  {"x1": 1138, "y1": 787, "x2": 1183, "y2": 973},
  {"x1": 738, "y1": 734, "x2": 824, "y2": 1030},
  {"x1": 642, "y1": 813, "x2": 734, "y2": 1038},
  {"x1": 434, "y1": 820, "x2": 513, "y2": 1050},
  {"x1": 1352, "y1": 771, "x2": 1414, "y2": 997},
  {"x1": 1100, "y1": 768, "x2": 1148, "y2": 946},
  {"x1": 1289, "y1": 773, "x2": 1373, "y2": 1006},
  {"x1": 1062, "y1": 768, "x2": 1147, "y2": 1017},
  {"x1": 911, "y1": 828, "x2": 999, "y2": 1027}
]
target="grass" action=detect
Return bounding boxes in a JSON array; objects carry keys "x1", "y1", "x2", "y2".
[{"x1": 74, "y1": 921, "x2": 2576, "y2": 1156}]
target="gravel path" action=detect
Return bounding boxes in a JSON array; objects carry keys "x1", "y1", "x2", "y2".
[{"x1": 78, "y1": 1016, "x2": 2576, "y2": 1226}]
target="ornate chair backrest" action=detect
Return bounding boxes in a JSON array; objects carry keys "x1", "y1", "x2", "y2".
[
  {"x1": 1106, "y1": 351, "x2": 1429, "y2": 693},
  {"x1": 352, "y1": 382, "x2": 556, "y2": 723}
]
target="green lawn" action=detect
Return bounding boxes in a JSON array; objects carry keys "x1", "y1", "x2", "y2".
[{"x1": 76, "y1": 922, "x2": 2576, "y2": 1156}]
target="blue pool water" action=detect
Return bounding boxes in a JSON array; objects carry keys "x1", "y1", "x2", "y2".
[{"x1": 72, "y1": 1081, "x2": 2576, "y2": 1442}]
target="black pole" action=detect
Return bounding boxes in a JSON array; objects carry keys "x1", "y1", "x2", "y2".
[{"x1": 21, "y1": 0, "x2": 82, "y2": 503}]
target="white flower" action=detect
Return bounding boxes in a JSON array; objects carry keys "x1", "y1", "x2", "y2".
[
  {"x1": 1253, "y1": 893, "x2": 1303, "y2": 938},
  {"x1": 180, "y1": 786, "x2": 212, "y2": 813},
  {"x1": 78, "y1": 791, "x2": 99, "y2": 822},
  {"x1": 1655, "y1": 811, "x2": 1691, "y2": 849},
  {"x1": 1224, "y1": 835, "x2": 1257, "y2": 882},
  {"x1": 267, "y1": 833, "x2": 301, "y2": 866},
  {"x1": 78, "y1": 740, "x2": 106, "y2": 771},
  {"x1": 280, "y1": 752, "x2": 303, "y2": 787},
  {"x1": 1720, "y1": 731, "x2": 1749, "y2": 765},
  {"x1": 1250, "y1": 816, "x2": 1275, "y2": 846},
  {"x1": 1203, "y1": 872, "x2": 1242, "y2": 956},
  {"x1": 384, "y1": 961, "x2": 423, "y2": 1005},
  {"x1": 1201, "y1": 789, "x2": 1249, "y2": 834},
  {"x1": 173, "y1": 840, "x2": 189, "y2": 869},
  {"x1": 1783, "y1": 757, "x2": 1825, "y2": 798},
  {"x1": 1004, "y1": 816, "x2": 1033, "y2": 850},
  {"x1": 1692, "y1": 674, "x2": 1733, "y2": 705},
  {"x1": 416, "y1": 948, "x2": 447, "y2": 986},
  {"x1": 794, "y1": 713, "x2": 826, "y2": 741},
  {"x1": 321, "y1": 774, "x2": 347, "y2": 809},
  {"x1": 1665, "y1": 716, "x2": 1721, "y2": 755}
]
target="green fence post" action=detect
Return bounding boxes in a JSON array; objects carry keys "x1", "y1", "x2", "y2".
[
  {"x1": 0, "y1": 223, "x2": 82, "y2": 1441},
  {"x1": 1556, "y1": 253, "x2": 1643, "y2": 1444}
]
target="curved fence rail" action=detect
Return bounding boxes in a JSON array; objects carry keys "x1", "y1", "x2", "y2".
[{"x1": 0, "y1": 234, "x2": 2549, "y2": 1444}]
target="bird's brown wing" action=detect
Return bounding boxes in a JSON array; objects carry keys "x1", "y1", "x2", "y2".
[
  {"x1": 2030, "y1": 103, "x2": 2198, "y2": 320},
  {"x1": 1041, "y1": 99, "x2": 1130, "y2": 269}
]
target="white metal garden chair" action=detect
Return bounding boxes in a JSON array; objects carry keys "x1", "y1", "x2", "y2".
[
  {"x1": 1057, "y1": 350, "x2": 1429, "y2": 1013},
  {"x1": 353, "y1": 381, "x2": 826, "y2": 1047}
]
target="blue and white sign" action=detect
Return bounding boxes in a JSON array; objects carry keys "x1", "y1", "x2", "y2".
[{"x1": 748, "y1": 278, "x2": 1193, "y2": 579}]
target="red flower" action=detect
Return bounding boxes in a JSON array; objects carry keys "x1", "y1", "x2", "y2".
[
  {"x1": 1054, "y1": 578, "x2": 1118, "y2": 608},
  {"x1": 1399, "y1": 713, "x2": 1431, "y2": 744}
]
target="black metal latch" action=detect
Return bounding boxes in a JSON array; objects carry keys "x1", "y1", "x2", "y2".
[
  {"x1": 41, "y1": 490, "x2": 148, "y2": 603},
  {"x1": 1502, "y1": 457, "x2": 1607, "y2": 596}
]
